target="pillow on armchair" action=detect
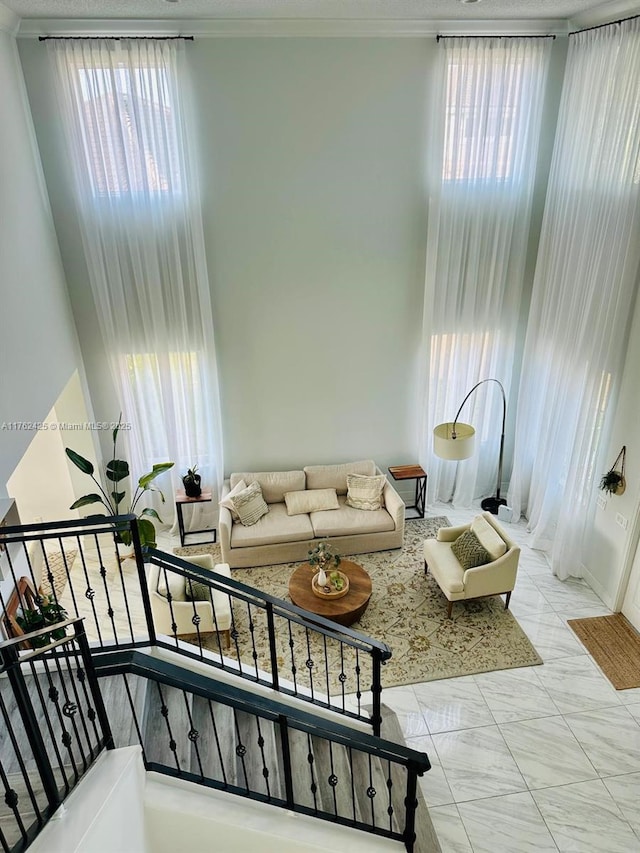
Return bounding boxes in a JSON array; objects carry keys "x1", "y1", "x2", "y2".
[{"x1": 451, "y1": 529, "x2": 491, "y2": 570}]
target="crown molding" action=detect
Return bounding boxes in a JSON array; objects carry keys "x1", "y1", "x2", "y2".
[
  {"x1": 0, "y1": 2, "x2": 20, "y2": 35},
  {"x1": 569, "y1": 0, "x2": 640, "y2": 29},
  {"x1": 17, "y1": 16, "x2": 569, "y2": 39}
]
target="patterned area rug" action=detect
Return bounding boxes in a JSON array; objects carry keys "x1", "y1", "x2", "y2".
[
  {"x1": 40, "y1": 550, "x2": 78, "y2": 599},
  {"x1": 174, "y1": 517, "x2": 541, "y2": 689}
]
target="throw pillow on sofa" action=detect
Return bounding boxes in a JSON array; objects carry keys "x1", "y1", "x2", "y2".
[
  {"x1": 284, "y1": 488, "x2": 339, "y2": 516},
  {"x1": 230, "y1": 480, "x2": 269, "y2": 526},
  {"x1": 219, "y1": 478, "x2": 248, "y2": 521},
  {"x1": 346, "y1": 473, "x2": 386, "y2": 511},
  {"x1": 451, "y1": 529, "x2": 491, "y2": 570}
]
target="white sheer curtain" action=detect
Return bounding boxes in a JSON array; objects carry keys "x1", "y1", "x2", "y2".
[
  {"x1": 50, "y1": 38, "x2": 224, "y2": 520},
  {"x1": 419, "y1": 37, "x2": 551, "y2": 507},
  {"x1": 508, "y1": 19, "x2": 640, "y2": 579}
]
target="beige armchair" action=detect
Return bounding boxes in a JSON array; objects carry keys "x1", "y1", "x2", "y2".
[
  {"x1": 146, "y1": 554, "x2": 232, "y2": 647},
  {"x1": 423, "y1": 512, "x2": 520, "y2": 618}
]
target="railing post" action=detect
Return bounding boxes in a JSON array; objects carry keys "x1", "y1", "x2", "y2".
[
  {"x1": 74, "y1": 620, "x2": 115, "y2": 750},
  {"x1": 370, "y1": 648, "x2": 384, "y2": 737},
  {"x1": 403, "y1": 761, "x2": 420, "y2": 853},
  {"x1": 266, "y1": 602, "x2": 280, "y2": 692},
  {"x1": 278, "y1": 714, "x2": 295, "y2": 809},
  {"x1": 0, "y1": 643, "x2": 60, "y2": 813},
  {"x1": 131, "y1": 519, "x2": 156, "y2": 645}
]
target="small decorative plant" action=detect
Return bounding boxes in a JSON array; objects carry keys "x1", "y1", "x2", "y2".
[
  {"x1": 308, "y1": 541, "x2": 341, "y2": 573},
  {"x1": 599, "y1": 469, "x2": 625, "y2": 496},
  {"x1": 17, "y1": 596, "x2": 68, "y2": 649},
  {"x1": 599, "y1": 446, "x2": 626, "y2": 497},
  {"x1": 65, "y1": 414, "x2": 174, "y2": 549},
  {"x1": 182, "y1": 465, "x2": 202, "y2": 498}
]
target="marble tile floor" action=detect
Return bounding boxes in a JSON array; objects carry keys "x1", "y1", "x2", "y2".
[{"x1": 390, "y1": 502, "x2": 640, "y2": 853}]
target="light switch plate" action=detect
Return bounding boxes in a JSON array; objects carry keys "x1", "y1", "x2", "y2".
[{"x1": 616, "y1": 512, "x2": 628, "y2": 530}]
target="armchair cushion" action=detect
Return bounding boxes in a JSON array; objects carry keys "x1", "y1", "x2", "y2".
[
  {"x1": 451, "y1": 529, "x2": 491, "y2": 570},
  {"x1": 471, "y1": 515, "x2": 507, "y2": 560}
]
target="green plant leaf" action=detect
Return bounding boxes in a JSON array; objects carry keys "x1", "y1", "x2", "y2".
[
  {"x1": 111, "y1": 491, "x2": 126, "y2": 505},
  {"x1": 138, "y1": 462, "x2": 174, "y2": 490},
  {"x1": 137, "y1": 517, "x2": 157, "y2": 549},
  {"x1": 69, "y1": 494, "x2": 104, "y2": 510},
  {"x1": 65, "y1": 448, "x2": 94, "y2": 475},
  {"x1": 118, "y1": 529, "x2": 133, "y2": 547},
  {"x1": 140, "y1": 507, "x2": 162, "y2": 522},
  {"x1": 106, "y1": 459, "x2": 130, "y2": 482}
]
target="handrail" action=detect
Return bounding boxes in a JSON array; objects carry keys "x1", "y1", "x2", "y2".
[
  {"x1": 99, "y1": 649, "x2": 423, "y2": 769},
  {"x1": 96, "y1": 650, "x2": 430, "y2": 851},
  {"x1": 145, "y1": 549, "x2": 390, "y2": 733},
  {"x1": 0, "y1": 617, "x2": 113, "y2": 853},
  {"x1": 147, "y1": 548, "x2": 392, "y2": 656}
]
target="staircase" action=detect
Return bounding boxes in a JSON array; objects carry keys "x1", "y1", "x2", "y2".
[{"x1": 97, "y1": 655, "x2": 441, "y2": 851}]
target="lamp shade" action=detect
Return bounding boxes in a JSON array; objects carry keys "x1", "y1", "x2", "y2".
[{"x1": 433, "y1": 422, "x2": 476, "y2": 461}]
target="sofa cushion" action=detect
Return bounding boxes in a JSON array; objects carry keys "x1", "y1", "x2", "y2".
[
  {"x1": 284, "y1": 488, "x2": 339, "y2": 516},
  {"x1": 219, "y1": 478, "x2": 247, "y2": 521},
  {"x1": 229, "y1": 470, "x2": 305, "y2": 504},
  {"x1": 346, "y1": 473, "x2": 386, "y2": 511},
  {"x1": 451, "y1": 529, "x2": 491, "y2": 570},
  {"x1": 231, "y1": 502, "x2": 314, "y2": 548},
  {"x1": 470, "y1": 515, "x2": 508, "y2": 560},
  {"x1": 310, "y1": 496, "x2": 395, "y2": 537},
  {"x1": 304, "y1": 460, "x2": 376, "y2": 495},
  {"x1": 230, "y1": 481, "x2": 269, "y2": 526}
]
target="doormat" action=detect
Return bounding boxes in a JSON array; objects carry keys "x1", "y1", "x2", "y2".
[{"x1": 568, "y1": 613, "x2": 640, "y2": 690}]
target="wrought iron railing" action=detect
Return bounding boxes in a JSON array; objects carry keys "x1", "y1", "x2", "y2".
[
  {"x1": 0, "y1": 618, "x2": 113, "y2": 853},
  {"x1": 0, "y1": 518, "x2": 391, "y2": 734},
  {"x1": 146, "y1": 549, "x2": 391, "y2": 734},
  {"x1": 98, "y1": 651, "x2": 430, "y2": 853}
]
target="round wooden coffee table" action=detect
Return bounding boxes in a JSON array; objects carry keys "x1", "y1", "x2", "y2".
[{"x1": 288, "y1": 560, "x2": 372, "y2": 627}]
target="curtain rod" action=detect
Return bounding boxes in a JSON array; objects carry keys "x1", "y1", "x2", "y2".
[
  {"x1": 38, "y1": 35, "x2": 194, "y2": 42},
  {"x1": 436, "y1": 34, "x2": 556, "y2": 42},
  {"x1": 569, "y1": 12, "x2": 639, "y2": 36}
]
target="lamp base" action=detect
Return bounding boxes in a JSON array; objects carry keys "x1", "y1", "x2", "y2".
[{"x1": 481, "y1": 496, "x2": 507, "y2": 515}]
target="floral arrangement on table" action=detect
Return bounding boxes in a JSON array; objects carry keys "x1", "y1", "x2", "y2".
[{"x1": 308, "y1": 541, "x2": 344, "y2": 590}]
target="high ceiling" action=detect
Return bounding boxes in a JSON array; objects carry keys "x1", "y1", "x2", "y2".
[{"x1": 3, "y1": 0, "x2": 640, "y2": 24}]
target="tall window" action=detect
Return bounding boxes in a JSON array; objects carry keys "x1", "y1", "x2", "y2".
[
  {"x1": 50, "y1": 38, "x2": 224, "y2": 512},
  {"x1": 420, "y1": 37, "x2": 552, "y2": 508}
]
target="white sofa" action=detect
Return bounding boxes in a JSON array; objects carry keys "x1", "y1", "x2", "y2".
[
  {"x1": 219, "y1": 460, "x2": 405, "y2": 568},
  {"x1": 423, "y1": 512, "x2": 520, "y2": 618}
]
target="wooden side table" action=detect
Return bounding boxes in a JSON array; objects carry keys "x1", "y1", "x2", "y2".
[
  {"x1": 388, "y1": 464, "x2": 427, "y2": 520},
  {"x1": 175, "y1": 489, "x2": 217, "y2": 547}
]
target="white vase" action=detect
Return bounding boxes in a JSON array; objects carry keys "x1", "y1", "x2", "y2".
[{"x1": 317, "y1": 567, "x2": 327, "y2": 586}]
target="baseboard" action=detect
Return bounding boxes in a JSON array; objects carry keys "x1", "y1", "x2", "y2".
[{"x1": 580, "y1": 562, "x2": 615, "y2": 611}]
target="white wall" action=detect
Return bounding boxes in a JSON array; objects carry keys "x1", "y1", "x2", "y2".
[
  {"x1": 584, "y1": 288, "x2": 640, "y2": 609},
  {"x1": 18, "y1": 36, "x2": 435, "y2": 475},
  {"x1": 0, "y1": 11, "x2": 84, "y2": 496}
]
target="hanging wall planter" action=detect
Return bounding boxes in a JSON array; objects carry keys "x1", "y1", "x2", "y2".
[{"x1": 599, "y1": 446, "x2": 626, "y2": 496}]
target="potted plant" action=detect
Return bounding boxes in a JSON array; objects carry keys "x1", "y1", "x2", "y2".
[
  {"x1": 16, "y1": 595, "x2": 68, "y2": 649},
  {"x1": 599, "y1": 469, "x2": 625, "y2": 496},
  {"x1": 65, "y1": 415, "x2": 174, "y2": 550},
  {"x1": 182, "y1": 465, "x2": 202, "y2": 498}
]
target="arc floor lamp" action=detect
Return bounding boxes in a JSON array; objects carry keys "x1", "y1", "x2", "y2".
[{"x1": 433, "y1": 378, "x2": 507, "y2": 515}]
